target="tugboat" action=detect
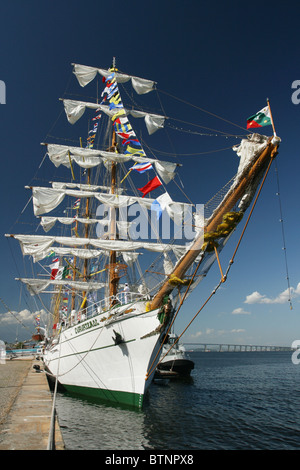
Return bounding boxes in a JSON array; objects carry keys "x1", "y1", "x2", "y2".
[{"x1": 156, "y1": 334, "x2": 194, "y2": 378}]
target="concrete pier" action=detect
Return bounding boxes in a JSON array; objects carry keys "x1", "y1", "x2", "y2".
[{"x1": 0, "y1": 358, "x2": 64, "y2": 450}]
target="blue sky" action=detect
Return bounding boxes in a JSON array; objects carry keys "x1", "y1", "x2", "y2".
[{"x1": 0, "y1": 0, "x2": 299, "y2": 346}]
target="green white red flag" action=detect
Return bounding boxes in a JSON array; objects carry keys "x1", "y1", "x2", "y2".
[{"x1": 247, "y1": 106, "x2": 271, "y2": 129}]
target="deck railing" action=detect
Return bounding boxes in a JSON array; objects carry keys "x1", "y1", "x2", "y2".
[{"x1": 65, "y1": 291, "x2": 148, "y2": 326}]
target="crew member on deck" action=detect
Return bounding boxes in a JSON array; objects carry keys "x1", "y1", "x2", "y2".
[
  {"x1": 163, "y1": 298, "x2": 173, "y2": 316},
  {"x1": 71, "y1": 310, "x2": 76, "y2": 325},
  {"x1": 123, "y1": 283, "x2": 130, "y2": 304}
]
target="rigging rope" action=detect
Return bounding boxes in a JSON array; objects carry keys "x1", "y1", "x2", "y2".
[
  {"x1": 274, "y1": 160, "x2": 293, "y2": 310},
  {"x1": 157, "y1": 88, "x2": 250, "y2": 133},
  {"x1": 47, "y1": 333, "x2": 62, "y2": 450},
  {"x1": 0, "y1": 296, "x2": 33, "y2": 334},
  {"x1": 166, "y1": 122, "x2": 247, "y2": 139},
  {"x1": 168, "y1": 117, "x2": 244, "y2": 138},
  {"x1": 143, "y1": 141, "x2": 236, "y2": 157}
]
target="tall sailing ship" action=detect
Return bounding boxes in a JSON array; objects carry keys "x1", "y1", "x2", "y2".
[{"x1": 6, "y1": 60, "x2": 280, "y2": 408}]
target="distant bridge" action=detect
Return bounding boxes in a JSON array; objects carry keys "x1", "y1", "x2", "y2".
[{"x1": 183, "y1": 343, "x2": 293, "y2": 352}]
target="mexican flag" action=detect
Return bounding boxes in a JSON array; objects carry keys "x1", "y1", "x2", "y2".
[{"x1": 247, "y1": 106, "x2": 271, "y2": 129}]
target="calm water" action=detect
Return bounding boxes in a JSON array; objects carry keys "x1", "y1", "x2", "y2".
[{"x1": 54, "y1": 351, "x2": 300, "y2": 450}]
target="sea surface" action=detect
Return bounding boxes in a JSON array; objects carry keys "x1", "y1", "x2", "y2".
[{"x1": 54, "y1": 351, "x2": 300, "y2": 450}]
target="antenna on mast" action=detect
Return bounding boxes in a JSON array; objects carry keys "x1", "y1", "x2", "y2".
[{"x1": 111, "y1": 57, "x2": 116, "y2": 70}]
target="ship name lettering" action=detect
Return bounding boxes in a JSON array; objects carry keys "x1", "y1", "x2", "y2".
[{"x1": 75, "y1": 318, "x2": 100, "y2": 334}]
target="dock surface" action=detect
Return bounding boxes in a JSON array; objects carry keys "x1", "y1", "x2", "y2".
[{"x1": 0, "y1": 358, "x2": 64, "y2": 450}]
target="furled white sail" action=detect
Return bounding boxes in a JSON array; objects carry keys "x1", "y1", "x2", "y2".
[
  {"x1": 7, "y1": 233, "x2": 187, "y2": 263},
  {"x1": 73, "y1": 63, "x2": 155, "y2": 95},
  {"x1": 233, "y1": 134, "x2": 269, "y2": 179},
  {"x1": 47, "y1": 143, "x2": 129, "y2": 168},
  {"x1": 206, "y1": 133, "x2": 273, "y2": 222},
  {"x1": 49, "y1": 246, "x2": 107, "y2": 259},
  {"x1": 45, "y1": 143, "x2": 177, "y2": 183},
  {"x1": 63, "y1": 99, "x2": 114, "y2": 124},
  {"x1": 27, "y1": 185, "x2": 187, "y2": 220},
  {"x1": 47, "y1": 144, "x2": 104, "y2": 169},
  {"x1": 40, "y1": 216, "x2": 132, "y2": 234},
  {"x1": 17, "y1": 278, "x2": 105, "y2": 296},
  {"x1": 128, "y1": 109, "x2": 165, "y2": 135},
  {"x1": 28, "y1": 186, "x2": 155, "y2": 216},
  {"x1": 51, "y1": 182, "x2": 112, "y2": 192},
  {"x1": 40, "y1": 216, "x2": 99, "y2": 232},
  {"x1": 62, "y1": 99, "x2": 166, "y2": 134},
  {"x1": 154, "y1": 161, "x2": 177, "y2": 184}
]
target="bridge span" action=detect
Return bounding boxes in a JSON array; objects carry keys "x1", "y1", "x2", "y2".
[{"x1": 183, "y1": 343, "x2": 293, "y2": 352}]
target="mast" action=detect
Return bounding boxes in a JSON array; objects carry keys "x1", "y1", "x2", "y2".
[
  {"x1": 81, "y1": 167, "x2": 91, "y2": 308},
  {"x1": 71, "y1": 217, "x2": 78, "y2": 310},
  {"x1": 109, "y1": 129, "x2": 118, "y2": 299},
  {"x1": 150, "y1": 138, "x2": 280, "y2": 310},
  {"x1": 71, "y1": 149, "x2": 80, "y2": 310},
  {"x1": 108, "y1": 60, "x2": 118, "y2": 300},
  {"x1": 104, "y1": 57, "x2": 127, "y2": 302},
  {"x1": 52, "y1": 286, "x2": 63, "y2": 333}
]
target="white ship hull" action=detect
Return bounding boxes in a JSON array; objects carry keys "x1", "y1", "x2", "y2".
[{"x1": 43, "y1": 301, "x2": 164, "y2": 408}]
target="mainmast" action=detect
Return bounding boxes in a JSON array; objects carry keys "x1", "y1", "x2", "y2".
[
  {"x1": 150, "y1": 137, "x2": 280, "y2": 310},
  {"x1": 109, "y1": 130, "x2": 118, "y2": 299},
  {"x1": 82, "y1": 59, "x2": 117, "y2": 307},
  {"x1": 108, "y1": 58, "x2": 120, "y2": 300}
]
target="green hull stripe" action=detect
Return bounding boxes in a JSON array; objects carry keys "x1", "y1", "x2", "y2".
[
  {"x1": 49, "y1": 338, "x2": 136, "y2": 362},
  {"x1": 63, "y1": 383, "x2": 144, "y2": 409}
]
